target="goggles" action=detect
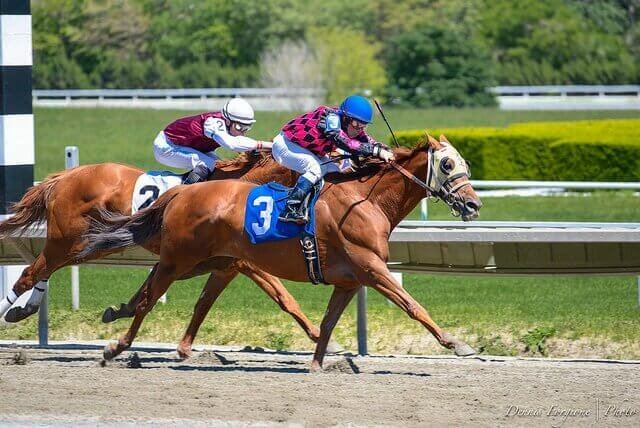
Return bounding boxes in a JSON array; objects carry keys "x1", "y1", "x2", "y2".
[
  {"x1": 346, "y1": 117, "x2": 368, "y2": 130},
  {"x1": 233, "y1": 122, "x2": 252, "y2": 133}
]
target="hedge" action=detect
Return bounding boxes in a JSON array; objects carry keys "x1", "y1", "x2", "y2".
[{"x1": 392, "y1": 119, "x2": 640, "y2": 181}]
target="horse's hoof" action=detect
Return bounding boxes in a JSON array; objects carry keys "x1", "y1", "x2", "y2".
[
  {"x1": 309, "y1": 360, "x2": 323, "y2": 373},
  {"x1": 101, "y1": 307, "x2": 117, "y2": 323},
  {"x1": 326, "y1": 339, "x2": 344, "y2": 354},
  {"x1": 102, "y1": 303, "x2": 132, "y2": 323},
  {"x1": 4, "y1": 304, "x2": 39, "y2": 323},
  {"x1": 103, "y1": 343, "x2": 119, "y2": 361},
  {"x1": 176, "y1": 345, "x2": 193, "y2": 360},
  {"x1": 454, "y1": 342, "x2": 476, "y2": 357}
]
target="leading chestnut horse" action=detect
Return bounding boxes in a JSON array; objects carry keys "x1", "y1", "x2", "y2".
[
  {"x1": 0, "y1": 154, "x2": 327, "y2": 353},
  {"x1": 81, "y1": 135, "x2": 482, "y2": 370}
]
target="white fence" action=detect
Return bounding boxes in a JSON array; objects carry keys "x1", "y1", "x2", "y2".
[
  {"x1": 490, "y1": 85, "x2": 640, "y2": 110},
  {"x1": 33, "y1": 85, "x2": 640, "y2": 110},
  {"x1": 32, "y1": 88, "x2": 324, "y2": 111}
]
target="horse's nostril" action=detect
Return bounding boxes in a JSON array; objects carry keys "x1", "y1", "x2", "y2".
[{"x1": 466, "y1": 201, "x2": 480, "y2": 212}]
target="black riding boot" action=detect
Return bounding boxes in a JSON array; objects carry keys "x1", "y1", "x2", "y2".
[
  {"x1": 184, "y1": 164, "x2": 211, "y2": 184},
  {"x1": 279, "y1": 176, "x2": 315, "y2": 224}
]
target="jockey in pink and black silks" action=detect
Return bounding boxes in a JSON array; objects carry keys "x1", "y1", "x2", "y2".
[
  {"x1": 272, "y1": 95, "x2": 395, "y2": 224},
  {"x1": 153, "y1": 98, "x2": 272, "y2": 184}
]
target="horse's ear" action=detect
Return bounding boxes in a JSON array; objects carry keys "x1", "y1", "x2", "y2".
[
  {"x1": 439, "y1": 134, "x2": 450, "y2": 144},
  {"x1": 426, "y1": 133, "x2": 441, "y2": 149}
]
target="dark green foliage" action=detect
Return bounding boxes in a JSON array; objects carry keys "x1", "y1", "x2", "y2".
[
  {"x1": 386, "y1": 25, "x2": 496, "y2": 107},
  {"x1": 31, "y1": 0, "x2": 640, "y2": 97},
  {"x1": 395, "y1": 119, "x2": 640, "y2": 181}
]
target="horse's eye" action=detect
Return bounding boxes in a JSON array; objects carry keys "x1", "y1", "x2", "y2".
[{"x1": 439, "y1": 157, "x2": 454, "y2": 174}]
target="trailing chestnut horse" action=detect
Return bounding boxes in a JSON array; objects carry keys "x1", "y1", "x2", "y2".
[
  {"x1": 0, "y1": 154, "x2": 325, "y2": 353},
  {"x1": 81, "y1": 135, "x2": 482, "y2": 370}
]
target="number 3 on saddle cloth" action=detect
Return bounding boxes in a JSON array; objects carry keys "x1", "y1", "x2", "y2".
[{"x1": 244, "y1": 182, "x2": 328, "y2": 285}]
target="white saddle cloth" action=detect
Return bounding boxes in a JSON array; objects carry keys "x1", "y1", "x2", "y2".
[{"x1": 131, "y1": 171, "x2": 184, "y2": 214}]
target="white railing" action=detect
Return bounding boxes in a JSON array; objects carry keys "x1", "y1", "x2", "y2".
[
  {"x1": 419, "y1": 180, "x2": 640, "y2": 220},
  {"x1": 32, "y1": 88, "x2": 325, "y2": 111},
  {"x1": 490, "y1": 85, "x2": 640, "y2": 96},
  {"x1": 33, "y1": 85, "x2": 640, "y2": 110},
  {"x1": 490, "y1": 85, "x2": 640, "y2": 110}
]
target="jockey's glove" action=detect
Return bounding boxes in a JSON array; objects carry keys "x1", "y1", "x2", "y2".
[{"x1": 373, "y1": 144, "x2": 394, "y2": 163}]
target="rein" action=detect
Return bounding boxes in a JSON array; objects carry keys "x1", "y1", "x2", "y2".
[{"x1": 390, "y1": 146, "x2": 472, "y2": 217}]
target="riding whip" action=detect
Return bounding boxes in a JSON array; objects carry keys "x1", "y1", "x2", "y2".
[{"x1": 373, "y1": 99, "x2": 400, "y2": 148}]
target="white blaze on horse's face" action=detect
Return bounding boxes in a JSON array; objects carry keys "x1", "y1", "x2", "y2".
[
  {"x1": 426, "y1": 142, "x2": 481, "y2": 221},
  {"x1": 427, "y1": 142, "x2": 470, "y2": 191}
]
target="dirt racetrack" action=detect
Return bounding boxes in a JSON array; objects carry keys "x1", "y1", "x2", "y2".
[{"x1": 0, "y1": 342, "x2": 639, "y2": 427}]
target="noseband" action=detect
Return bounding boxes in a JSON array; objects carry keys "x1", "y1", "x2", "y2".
[{"x1": 391, "y1": 146, "x2": 472, "y2": 217}]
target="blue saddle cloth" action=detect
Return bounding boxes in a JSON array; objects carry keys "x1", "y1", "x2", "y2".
[{"x1": 244, "y1": 182, "x2": 319, "y2": 244}]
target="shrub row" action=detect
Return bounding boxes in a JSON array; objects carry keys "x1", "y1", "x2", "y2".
[{"x1": 393, "y1": 119, "x2": 640, "y2": 181}]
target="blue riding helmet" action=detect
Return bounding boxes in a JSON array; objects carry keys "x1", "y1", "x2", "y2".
[{"x1": 339, "y1": 95, "x2": 373, "y2": 123}]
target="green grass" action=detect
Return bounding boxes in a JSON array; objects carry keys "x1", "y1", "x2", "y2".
[
  {"x1": 33, "y1": 107, "x2": 639, "y2": 179},
  {"x1": 2, "y1": 107, "x2": 637, "y2": 359}
]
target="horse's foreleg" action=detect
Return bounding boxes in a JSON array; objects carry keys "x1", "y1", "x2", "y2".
[
  {"x1": 364, "y1": 258, "x2": 475, "y2": 357},
  {"x1": 240, "y1": 266, "x2": 321, "y2": 343},
  {"x1": 102, "y1": 264, "x2": 159, "y2": 323},
  {"x1": 310, "y1": 286, "x2": 358, "y2": 372},
  {"x1": 103, "y1": 262, "x2": 179, "y2": 361},
  {"x1": 176, "y1": 268, "x2": 239, "y2": 359}
]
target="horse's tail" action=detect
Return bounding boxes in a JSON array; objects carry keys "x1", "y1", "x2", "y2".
[
  {"x1": 0, "y1": 171, "x2": 65, "y2": 238},
  {"x1": 78, "y1": 188, "x2": 180, "y2": 259}
]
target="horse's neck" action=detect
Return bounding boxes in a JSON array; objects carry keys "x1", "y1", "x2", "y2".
[
  {"x1": 214, "y1": 157, "x2": 295, "y2": 186},
  {"x1": 242, "y1": 160, "x2": 295, "y2": 186},
  {"x1": 366, "y1": 151, "x2": 428, "y2": 228}
]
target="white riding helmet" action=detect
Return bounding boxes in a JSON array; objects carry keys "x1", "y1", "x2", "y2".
[{"x1": 222, "y1": 98, "x2": 256, "y2": 125}]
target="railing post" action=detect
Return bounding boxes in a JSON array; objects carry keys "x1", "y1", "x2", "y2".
[
  {"x1": 420, "y1": 198, "x2": 428, "y2": 220},
  {"x1": 37, "y1": 286, "x2": 48, "y2": 346},
  {"x1": 65, "y1": 147, "x2": 80, "y2": 310},
  {"x1": 357, "y1": 287, "x2": 368, "y2": 356}
]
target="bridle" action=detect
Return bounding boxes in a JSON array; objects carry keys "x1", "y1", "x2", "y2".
[{"x1": 390, "y1": 146, "x2": 473, "y2": 217}]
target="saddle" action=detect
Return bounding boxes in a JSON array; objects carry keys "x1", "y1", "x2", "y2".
[{"x1": 244, "y1": 181, "x2": 328, "y2": 285}]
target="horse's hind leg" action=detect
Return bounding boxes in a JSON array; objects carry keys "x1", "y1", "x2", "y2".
[
  {"x1": 310, "y1": 286, "x2": 358, "y2": 372},
  {"x1": 239, "y1": 265, "x2": 321, "y2": 343},
  {"x1": 177, "y1": 268, "x2": 239, "y2": 359},
  {"x1": 103, "y1": 262, "x2": 180, "y2": 361},
  {"x1": 363, "y1": 258, "x2": 475, "y2": 357},
  {"x1": 102, "y1": 264, "x2": 159, "y2": 323},
  {"x1": 2, "y1": 240, "x2": 73, "y2": 321}
]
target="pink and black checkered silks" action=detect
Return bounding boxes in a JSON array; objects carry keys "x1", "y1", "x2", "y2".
[{"x1": 281, "y1": 106, "x2": 339, "y2": 156}]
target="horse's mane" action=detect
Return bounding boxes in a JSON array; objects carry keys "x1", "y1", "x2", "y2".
[
  {"x1": 215, "y1": 152, "x2": 273, "y2": 170},
  {"x1": 325, "y1": 145, "x2": 420, "y2": 184}
]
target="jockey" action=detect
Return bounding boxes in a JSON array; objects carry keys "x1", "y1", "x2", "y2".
[
  {"x1": 153, "y1": 98, "x2": 272, "y2": 184},
  {"x1": 272, "y1": 94, "x2": 395, "y2": 224}
]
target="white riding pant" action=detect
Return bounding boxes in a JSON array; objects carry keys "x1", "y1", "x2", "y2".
[
  {"x1": 271, "y1": 133, "x2": 340, "y2": 184},
  {"x1": 153, "y1": 131, "x2": 219, "y2": 171}
]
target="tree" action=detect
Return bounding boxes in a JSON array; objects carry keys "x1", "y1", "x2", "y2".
[
  {"x1": 478, "y1": 0, "x2": 638, "y2": 84},
  {"x1": 386, "y1": 24, "x2": 495, "y2": 107},
  {"x1": 307, "y1": 27, "x2": 387, "y2": 104}
]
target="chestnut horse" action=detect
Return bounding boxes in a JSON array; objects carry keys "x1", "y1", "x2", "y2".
[
  {"x1": 0, "y1": 154, "x2": 327, "y2": 354},
  {"x1": 81, "y1": 135, "x2": 482, "y2": 370}
]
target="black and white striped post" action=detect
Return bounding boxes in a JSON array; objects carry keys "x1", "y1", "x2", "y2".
[{"x1": 0, "y1": 0, "x2": 35, "y2": 326}]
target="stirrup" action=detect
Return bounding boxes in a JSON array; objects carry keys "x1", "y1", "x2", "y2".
[{"x1": 279, "y1": 206, "x2": 309, "y2": 224}]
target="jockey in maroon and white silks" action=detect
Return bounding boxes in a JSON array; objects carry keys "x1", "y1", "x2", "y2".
[
  {"x1": 153, "y1": 98, "x2": 272, "y2": 184},
  {"x1": 272, "y1": 95, "x2": 394, "y2": 224}
]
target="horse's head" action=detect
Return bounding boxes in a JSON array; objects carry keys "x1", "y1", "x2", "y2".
[{"x1": 423, "y1": 134, "x2": 482, "y2": 221}]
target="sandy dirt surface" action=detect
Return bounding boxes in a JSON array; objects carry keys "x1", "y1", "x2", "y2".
[{"x1": 0, "y1": 343, "x2": 639, "y2": 427}]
